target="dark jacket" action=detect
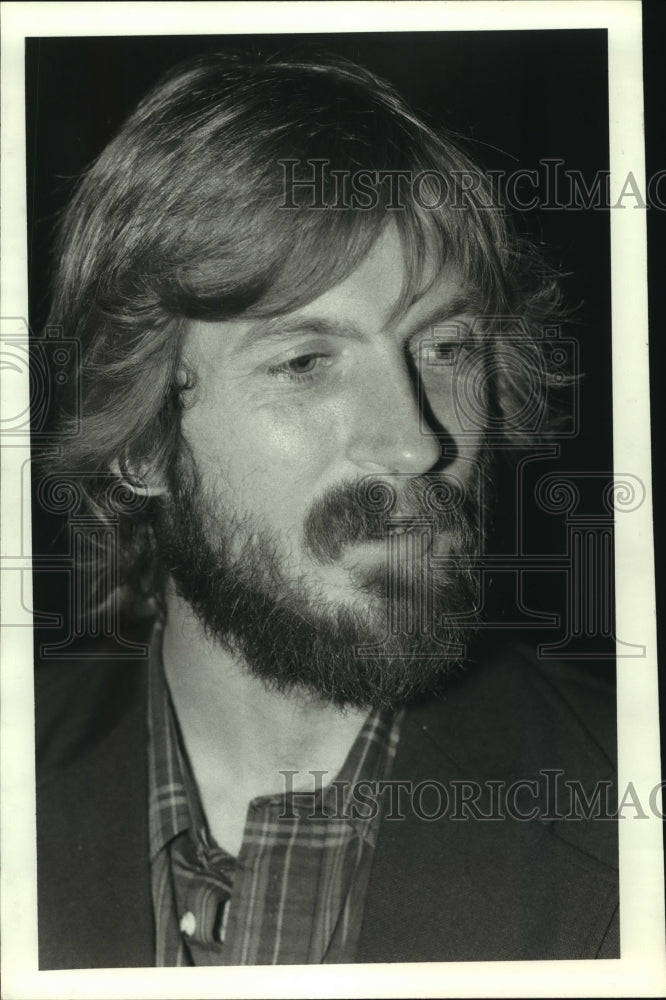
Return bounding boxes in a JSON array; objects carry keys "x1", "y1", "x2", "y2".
[{"x1": 35, "y1": 640, "x2": 619, "y2": 968}]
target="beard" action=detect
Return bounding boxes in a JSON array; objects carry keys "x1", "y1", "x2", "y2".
[{"x1": 152, "y1": 451, "x2": 490, "y2": 711}]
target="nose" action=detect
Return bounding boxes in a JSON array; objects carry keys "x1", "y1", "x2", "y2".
[{"x1": 345, "y1": 349, "x2": 447, "y2": 476}]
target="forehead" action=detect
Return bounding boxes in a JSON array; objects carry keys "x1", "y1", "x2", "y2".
[
  {"x1": 300, "y1": 222, "x2": 470, "y2": 331},
  {"x1": 182, "y1": 223, "x2": 476, "y2": 363}
]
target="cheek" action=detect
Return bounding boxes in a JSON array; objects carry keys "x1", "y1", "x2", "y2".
[
  {"x1": 182, "y1": 399, "x2": 340, "y2": 512},
  {"x1": 242, "y1": 402, "x2": 338, "y2": 468},
  {"x1": 224, "y1": 411, "x2": 340, "y2": 544}
]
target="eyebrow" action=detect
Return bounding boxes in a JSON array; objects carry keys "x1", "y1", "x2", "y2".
[
  {"x1": 400, "y1": 292, "x2": 484, "y2": 338},
  {"x1": 237, "y1": 316, "x2": 361, "y2": 351},
  {"x1": 237, "y1": 290, "x2": 483, "y2": 351}
]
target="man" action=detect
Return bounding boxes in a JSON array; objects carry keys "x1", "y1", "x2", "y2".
[{"x1": 34, "y1": 52, "x2": 618, "y2": 967}]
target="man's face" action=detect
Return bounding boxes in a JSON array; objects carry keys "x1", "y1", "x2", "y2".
[{"x1": 157, "y1": 223, "x2": 489, "y2": 708}]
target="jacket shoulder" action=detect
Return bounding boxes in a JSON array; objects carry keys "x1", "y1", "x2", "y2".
[
  {"x1": 35, "y1": 640, "x2": 153, "y2": 969},
  {"x1": 417, "y1": 640, "x2": 617, "y2": 779},
  {"x1": 358, "y1": 641, "x2": 619, "y2": 962}
]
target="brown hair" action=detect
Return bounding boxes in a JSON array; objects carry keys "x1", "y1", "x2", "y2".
[{"x1": 48, "y1": 51, "x2": 562, "y2": 600}]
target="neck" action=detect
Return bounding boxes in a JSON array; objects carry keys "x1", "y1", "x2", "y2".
[{"x1": 161, "y1": 588, "x2": 369, "y2": 853}]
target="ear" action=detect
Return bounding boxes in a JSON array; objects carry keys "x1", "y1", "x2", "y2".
[{"x1": 109, "y1": 457, "x2": 168, "y2": 497}]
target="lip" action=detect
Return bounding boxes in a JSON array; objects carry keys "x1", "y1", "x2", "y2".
[{"x1": 341, "y1": 529, "x2": 451, "y2": 564}]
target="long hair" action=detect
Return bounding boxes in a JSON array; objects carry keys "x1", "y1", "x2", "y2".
[{"x1": 47, "y1": 51, "x2": 563, "y2": 607}]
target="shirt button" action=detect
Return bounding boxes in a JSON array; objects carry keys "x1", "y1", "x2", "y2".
[{"x1": 180, "y1": 911, "x2": 196, "y2": 937}]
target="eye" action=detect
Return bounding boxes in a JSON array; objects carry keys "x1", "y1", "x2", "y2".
[
  {"x1": 267, "y1": 352, "x2": 332, "y2": 382},
  {"x1": 417, "y1": 340, "x2": 464, "y2": 368},
  {"x1": 285, "y1": 354, "x2": 319, "y2": 374},
  {"x1": 426, "y1": 342, "x2": 459, "y2": 365}
]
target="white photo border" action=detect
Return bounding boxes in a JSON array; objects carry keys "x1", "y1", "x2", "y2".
[{"x1": 1, "y1": 2, "x2": 663, "y2": 997}]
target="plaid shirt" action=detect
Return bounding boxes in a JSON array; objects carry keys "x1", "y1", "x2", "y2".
[{"x1": 148, "y1": 625, "x2": 404, "y2": 965}]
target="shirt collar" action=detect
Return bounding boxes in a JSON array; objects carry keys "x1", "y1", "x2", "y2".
[
  {"x1": 147, "y1": 621, "x2": 194, "y2": 859},
  {"x1": 147, "y1": 621, "x2": 403, "y2": 856}
]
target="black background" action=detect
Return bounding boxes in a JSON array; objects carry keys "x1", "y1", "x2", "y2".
[{"x1": 26, "y1": 30, "x2": 613, "y2": 652}]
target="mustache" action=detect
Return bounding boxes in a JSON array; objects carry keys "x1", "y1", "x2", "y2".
[{"x1": 303, "y1": 472, "x2": 481, "y2": 563}]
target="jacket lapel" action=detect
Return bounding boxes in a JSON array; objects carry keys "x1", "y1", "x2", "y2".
[{"x1": 356, "y1": 651, "x2": 619, "y2": 962}]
